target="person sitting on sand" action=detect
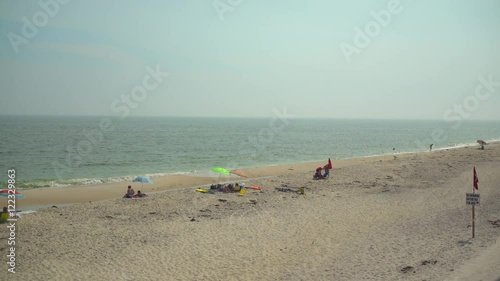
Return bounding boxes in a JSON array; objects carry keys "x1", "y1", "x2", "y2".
[
  {"x1": 136, "y1": 190, "x2": 147, "y2": 198},
  {"x1": 124, "y1": 185, "x2": 135, "y2": 198},
  {"x1": 0, "y1": 207, "x2": 10, "y2": 223},
  {"x1": 323, "y1": 164, "x2": 330, "y2": 179},
  {"x1": 313, "y1": 167, "x2": 323, "y2": 180}
]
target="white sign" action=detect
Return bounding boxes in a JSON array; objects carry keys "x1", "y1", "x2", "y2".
[{"x1": 466, "y1": 193, "x2": 480, "y2": 206}]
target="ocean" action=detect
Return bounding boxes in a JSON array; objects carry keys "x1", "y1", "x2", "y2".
[{"x1": 1, "y1": 116, "x2": 499, "y2": 189}]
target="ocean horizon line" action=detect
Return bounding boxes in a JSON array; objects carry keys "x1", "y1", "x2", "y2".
[{"x1": 2, "y1": 114, "x2": 500, "y2": 122}]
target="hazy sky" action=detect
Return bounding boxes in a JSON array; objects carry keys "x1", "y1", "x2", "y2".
[{"x1": 1, "y1": 0, "x2": 499, "y2": 119}]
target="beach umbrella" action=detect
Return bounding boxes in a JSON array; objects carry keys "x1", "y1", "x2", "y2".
[
  {"x1": 230, "y1": 169, "x2": 248, "y2": 178},
  {"x1": 477, "y1": 140, "x2": 487, "y2": 149},
  {"x1": 0, "y1": 189, "x2": 22, "y2": 194},
  {"x1": 0, "y1": 193, "x2": 24, "y2": 198},
  {"x1": 212, "y1": 167, "x2": 230, "y2": 185},
  {"x1": 328, "y1": 158, "x2": 333, "y2": 170},
  {"x1": 132, "y1": 176, "x2": 153, "y2": 189},
  {"x1": 212, "y1": 167, "x2": 230, "y2": 174},
  {"x1": 0, "y1": 190, "x2": 25, "y2": 199}
]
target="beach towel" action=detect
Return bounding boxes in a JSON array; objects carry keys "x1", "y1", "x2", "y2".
[
  {"x1": 238, "y1": 188, "x2": 246, "y2": 196},
  {"x1": 249, "y1": 185, "x2": 261, "y2": 190},
  {"x1": 276, "y1": 187, "x2": 299, "y2": 193}
]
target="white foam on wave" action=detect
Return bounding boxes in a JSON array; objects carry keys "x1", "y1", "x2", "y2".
[
  {"x1": 22, "y1": 171, "x2": 207, "y2": 189},
  {"x1": 144, "y1": 171, "x2": 193, "y2": 178},
  {"x1": 435, "y1": 138, "x2": 500, "y2": 151}
]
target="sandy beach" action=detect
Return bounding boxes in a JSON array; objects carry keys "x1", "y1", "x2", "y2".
[
  {"x1": 5, "y1": 154, "x2": 396, "y2": 209},
  {"x1": 1, "y1": 144, "x2": 500, "y2": 280}
]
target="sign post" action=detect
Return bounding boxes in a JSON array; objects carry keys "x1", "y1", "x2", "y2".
[{"x1": 466, "y1": 193, "x2": 480, "y2": 237}]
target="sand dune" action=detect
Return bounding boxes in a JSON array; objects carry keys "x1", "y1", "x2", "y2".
[{"x1": 1, "y1": 143, "x2": 499, "y2": 280}]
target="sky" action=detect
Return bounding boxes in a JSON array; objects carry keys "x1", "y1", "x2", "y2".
[{"x1": 1, "y1": 0, "x2": 499, "y2": 120}]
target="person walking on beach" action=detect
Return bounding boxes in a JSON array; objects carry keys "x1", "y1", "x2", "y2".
[{"x1": 430, "y1": 144, "x2": 433, "y2": 152}]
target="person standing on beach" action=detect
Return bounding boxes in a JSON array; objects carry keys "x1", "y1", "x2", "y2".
[{"x1": 430, "y1": 144, "x2": 433, "y2": 152}]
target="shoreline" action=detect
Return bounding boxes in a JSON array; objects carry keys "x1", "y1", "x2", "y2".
[
  {"x1": 3, "y1": 141, "x2": 498, "y2": 210},
  {"x1": 12, "y1": 137, "x2": 500, "y2": 190},
  {"x1": 5, "y1": 154, "x2": 402, "y2": 209}
]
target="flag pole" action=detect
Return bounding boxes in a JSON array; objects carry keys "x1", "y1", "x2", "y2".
[
  {"x1": 472, "y1": 167, "x2": 476, "y2": 238},
  {"x1": 472, "y1": 188, "x2": 475, "y2": 238}
]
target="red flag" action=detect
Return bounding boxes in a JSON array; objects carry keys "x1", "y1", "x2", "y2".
[
  {"x1": 328, "y1": 158, "x2": 333, "y2": 170},
  {"x1": 473, "y1": 166, "x2": 479, "y2": 190}
]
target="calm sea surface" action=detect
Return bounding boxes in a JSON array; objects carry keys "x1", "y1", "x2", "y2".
[{"x1": 1, "y1": 116, "x2": 499, "y2": 188}]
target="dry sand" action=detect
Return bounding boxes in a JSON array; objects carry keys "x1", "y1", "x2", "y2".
[{"x1": 1, "y1": 144, "x2": 500, "y2": 280}]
